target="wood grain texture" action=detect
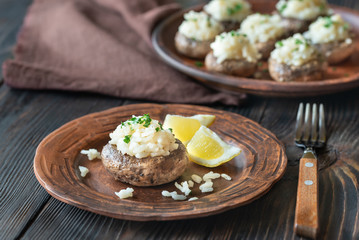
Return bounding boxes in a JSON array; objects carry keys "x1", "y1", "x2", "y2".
[
  {"x1": 33, "y1": 103, "x2": 287, "y2": 221},
  {"x1": 152, "y1": 0, "x2": 359, "y2": 97},
  {"x1": 295, "y1": 157, "x2": 319, "y2": 239}
]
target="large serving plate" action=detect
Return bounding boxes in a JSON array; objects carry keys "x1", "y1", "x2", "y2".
[
  {"x1": 34, "y1": 104, "x2": 287, "y2": 221},
  {"x1": 152, "y1": 1, "x2": 359, "y2": 97}
]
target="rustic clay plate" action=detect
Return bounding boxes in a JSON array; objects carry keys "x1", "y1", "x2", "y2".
[
  {"x1": 34, "y1": 104, "x2": 287, "y2": 221},
  {"x1": 152, "y1": 1, "x2": 359, "y2": 97}
]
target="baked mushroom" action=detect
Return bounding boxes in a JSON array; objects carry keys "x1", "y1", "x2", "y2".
[
  {"x1": 203, "y1": 0, "x2": 252, "y2": 32},
  {"x1": 276, "y1": 0, "x2": 329, "y2": 34},
  {"x1": 175, "y1": 11, "x2": 223, "y2": 59},
  {"x1": 101, "y1": 114, "x2": 188, "y2": 187},
  {"x1": 239, "y1": 13, "x2": 285, "y2": 59},
  {"x1": 205, "y1": 31, "x2": 260, "y2": 77},
  {"x1": 269, "y1": 33, "x2": 327, "y2": 82},
  {"x1": 304, "y1": 14, "x2": 354, "y2": 64}
]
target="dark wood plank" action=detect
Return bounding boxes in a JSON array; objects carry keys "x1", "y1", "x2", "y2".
[{"x1": 0, "y1": 85, "x2": 135, "y2": 239}]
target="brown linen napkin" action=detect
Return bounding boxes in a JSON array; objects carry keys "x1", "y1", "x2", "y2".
[{"x1": 2, "y1": 0, "x2": 245, "y2": 105}]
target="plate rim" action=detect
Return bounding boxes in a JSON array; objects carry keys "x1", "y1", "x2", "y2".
[
  {"x1": 33, "y1": 103, "x2": 287, "y2": 221},
  {"x1": 152, "y1": 2, "x2": 359, "y2": 97}
]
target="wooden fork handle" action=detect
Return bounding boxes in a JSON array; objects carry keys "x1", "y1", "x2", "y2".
[{"x1": 294, "y1": 152, "x2": 319, "y2": 239}]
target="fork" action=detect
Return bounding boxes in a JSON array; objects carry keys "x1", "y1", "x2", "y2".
[{"x1": 294, "y1": 103, "x2": 326, "y2": 239}]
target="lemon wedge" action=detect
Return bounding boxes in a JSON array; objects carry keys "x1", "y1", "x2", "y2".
[
  {"x1": 163, "y1": 114, "x2": 215, "y2": 144},
  {"x1": 186, "y1": 126, "x2": 241, "y2": 167}
]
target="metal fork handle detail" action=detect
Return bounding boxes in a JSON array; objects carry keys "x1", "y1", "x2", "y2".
[{"x1": 294, "y1": 149, "x2": 319, "y2": 239}]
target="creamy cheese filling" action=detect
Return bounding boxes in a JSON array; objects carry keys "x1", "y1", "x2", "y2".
[
  {"x1": 204, "y1": 0, "x2": 252, "y2": 22},
  {"x1": 109, "y1": 115, "x2": 178, "y2": 159},
  {"x1": 270, "y1": 33, "x2": 318, "y2": 66},
  {"x1": 240, "y1": 13, "x2": 284, "y2": 43},
  {"x1": 178, "y1": 11, "x2": 223, "y2": 41},
  {"x1": 210, "y1": 31, "x2": 260, "y2": 63},
  {"x1": 276, "y1": 0, "x2": 328, "y2": 20},
  {"x1": 304, "y1": 14, "x2": 351, "y2": 44}
]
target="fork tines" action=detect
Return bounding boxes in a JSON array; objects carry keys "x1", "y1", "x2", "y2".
[{"x1": 295, "y1": 103, "x2": 326, "y2": 147}]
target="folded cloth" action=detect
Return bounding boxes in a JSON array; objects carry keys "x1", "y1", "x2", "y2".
[{"x1": 2, "y1": 0, "x2": 245, "y2": 105}]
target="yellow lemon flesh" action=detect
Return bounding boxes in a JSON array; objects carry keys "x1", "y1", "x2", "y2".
[
  {"x1": 187, "y1": 126, "x2": 241, "y2": 167},
  {"x1": 163, "y1": 114, "x2": 215, "y2": 144}
]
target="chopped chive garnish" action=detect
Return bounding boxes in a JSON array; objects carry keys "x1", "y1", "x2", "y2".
[
  {"x1": 124, "y1": 135, "x2": 131, "y2": 144},
  {"x1": 155, "y1": 127, "x2": 160, "y2": 132},
  {"x1": 279, "y1": 3, "x2": 287, "y2": 13},
  {"x1": 276, "y1": 41, "x2": 283, "y2": 47},
  {"x1": 295, "y1": 39, "x2": 303, "y2": 45},
  {"x1": 227, "y1": 4, "x2": 242, "y2": 15},
  {"x1": 195, "y1": 61, "x2": 204, "y2": 67},
  {"x1": 168, "y1": 128, "x2": 173, "y2": 132}
]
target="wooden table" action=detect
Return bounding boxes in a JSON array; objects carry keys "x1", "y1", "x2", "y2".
[{"x1": 1, "y1": 0, "x2": 358, "y2": 239}]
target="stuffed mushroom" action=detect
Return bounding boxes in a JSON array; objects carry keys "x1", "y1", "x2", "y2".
[
  {"x1": 101, "y1": 114, "x2": 188, "y2": 187},
  {"x1": 175, "y1": 11, "x2": 223, "y2": 59},
  {"x1": 304, "y1": 14, "x2": 354, "y2": 64},
  {"x1": 269, "y1": 33, "x2": 327, "y2": 82},
  {"x1": 205, "y1": 31, "x2": 261, "y2": 77},
  {"x1": 276, "y1": 0, "x2": 329, "y2": 34},
  {"x1": 204, "y1": 0, "x2": 252, "y2": 32}
]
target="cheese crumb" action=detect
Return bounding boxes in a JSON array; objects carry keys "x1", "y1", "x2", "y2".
[
  {"x1": 175, "y1": 181, "x2": 191, "y2": 196},
  {"x1": 115, "y1": 188, "x2": 134, "y2": 199},
  {"x1": 188, "y1": 180, "x2": 194, "y2": 188},
  {"x1": 199, "y1": 180, "x2": 214, "y2": 193},
  {"x1": 221, "y1": 173, "x2": 232, "y2": 181},
  {"x1": 191, "y1": 174, "x2": 202, "y2": 184},
  {"x1": 79, "y1": 166, "x2": 89, "y2": 177},
  {"x1": 162, "y1": 190, "x2": 186, "y2": 200},
  {"x1": 80, "y1": 149, "x2": 101, "y2": 160},
  {"x1": 203, "y1": 171, "x2": 221, "y2": 181},
  {"x1": 188, "y1": 197, "x2": 199, "y2": 201}
]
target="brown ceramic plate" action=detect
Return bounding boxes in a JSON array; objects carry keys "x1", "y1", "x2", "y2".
[
  {"x1": 152, "y1": 1, "x2": 359, "y2": 97},
  {"x1": 34, "y1": 104, "x2": 287, "y2": 221}
]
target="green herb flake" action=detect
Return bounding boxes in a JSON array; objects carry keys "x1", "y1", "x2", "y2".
[
  {"x1": 207, "y1": 16, "x2": 212, "y2": 27},
  {"x1": 159, "y1": 122, "x2": 164, "y2": 130},
  {"x1": 262, "y1": 69, "x2": 269, "y2": 73},
  {"x1": 332, "y1": 67, "x2": 337, "y2": 71},
  {"x1": 323, "y1": 17, "x2": 334, "y2": 28},
  {"x1": 227, "y1": 3, "x2": 242, "y2": 16},
  {"x1": 292, "y1": 47, "x2": 299, "y2": 52},
  {"x1": 344, "y1": 73, "x2": 349, "y2": 77},
  {"x1": 295, "y1": 39, "x2": 303, "y2": 45},
  {"x1": 279, "y1": 3, "x2": 287, "y2": 13},
  {"x1": 155, "y1": 127, "x2": 160, "y2": 132},
  {"x1": 168, "y1": 128, "x2": 173, "y2": 132},
  {"x1": 195, "y1": 61, "x2": 204, "y2": 67},
  {"x1": 276, "y1": 41, "x2": 283, "y2": 47},
  {"x1": 142, "y1": 114, "x2": 152, "y2": 127},
  {"x1": 123, "y1": 135, "x2": 132, "y2": 144},
  {"x1": 257, "y1": 62, "x2": 263, "y2": 67}
]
